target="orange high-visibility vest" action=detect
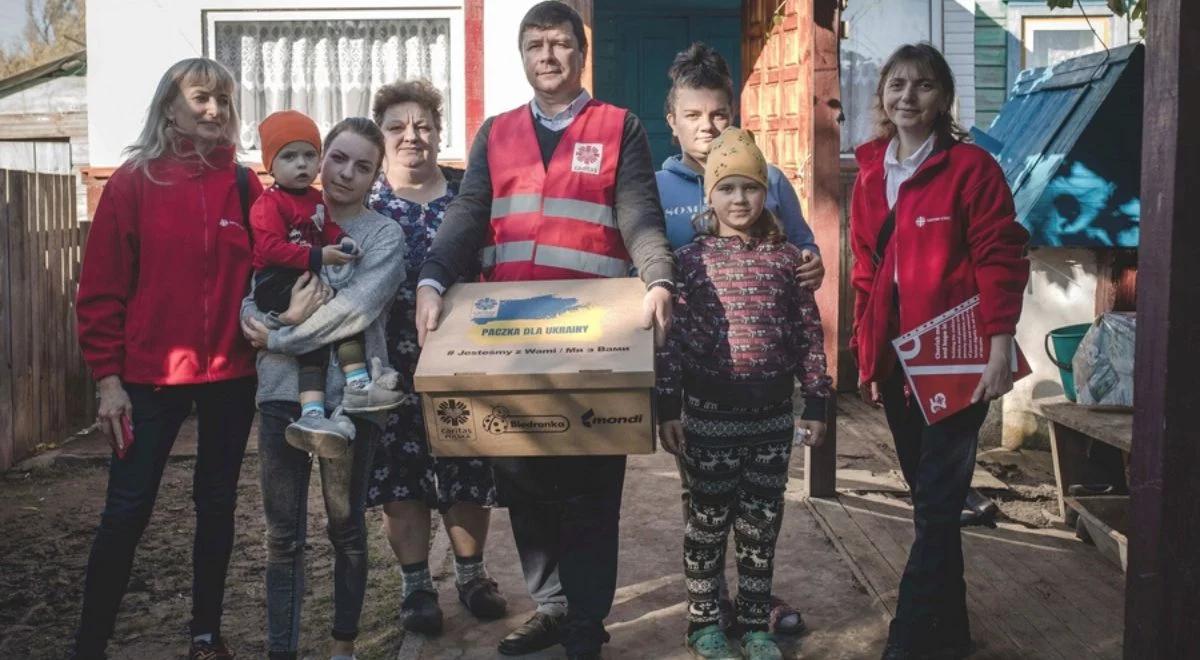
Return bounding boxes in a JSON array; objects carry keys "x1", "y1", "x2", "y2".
[{"x1": 482, "y1": 99, "x2": 630, "y2": 281}]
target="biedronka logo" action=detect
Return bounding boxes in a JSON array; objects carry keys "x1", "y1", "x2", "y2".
[
  {"x1": 436, "y1": 399, "x2": 471, "y2": 427},
  {"x1": 482, "y1": 406, "x2": 569, "y2": 435}
]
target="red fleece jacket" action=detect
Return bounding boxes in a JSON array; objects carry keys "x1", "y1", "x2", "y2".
[
  {"x1": 850, "y1": 136, "x2": 1030, "y2": 385},
  {"x1": 76, "y1": 144, "x2": 263, "y2": 384}
]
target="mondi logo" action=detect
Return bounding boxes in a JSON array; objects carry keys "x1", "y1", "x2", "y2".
[{"x1": 581, "y1": 408, "x2": 644, "y2": 428}]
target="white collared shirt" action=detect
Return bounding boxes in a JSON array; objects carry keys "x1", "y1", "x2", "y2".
[
  {"x1": 883, "y1": 133, "x2": 936, "y2": 209},
  {"x1": 530, "y1": 89, "x2": 591, "y2": 132}
]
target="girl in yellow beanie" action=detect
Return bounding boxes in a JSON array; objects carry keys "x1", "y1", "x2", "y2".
[{"x1": 656, "y1": 127, "x2": 833, "y2": 660}]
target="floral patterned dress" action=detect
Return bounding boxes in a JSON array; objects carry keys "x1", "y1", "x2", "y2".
[{"x1": 365, "y1": 168, "x2": 496, "y2": 510}]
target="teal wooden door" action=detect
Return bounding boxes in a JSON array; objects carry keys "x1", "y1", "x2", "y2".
[{"x1": 594, "y1": 2, "x2": 742, "y2": 168}]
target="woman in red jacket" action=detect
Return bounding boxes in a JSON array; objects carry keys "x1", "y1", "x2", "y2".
[
  {"x1": 850, "y1": 44, "x2": 1030, "y2": 660},
  {"x1": 71, "y1": 58, "x2": 299, "y2": 660}
]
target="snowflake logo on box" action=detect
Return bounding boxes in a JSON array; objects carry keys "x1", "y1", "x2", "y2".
[
  {"x1": 437, "y1": 399, "x2": 470, "y2": 427},
  {"x1": 572, "y1": 143, "x2": 603, "y2": 174},
  {"x1": 471, "y1": 297, "x2": 499, "y2": 320}
]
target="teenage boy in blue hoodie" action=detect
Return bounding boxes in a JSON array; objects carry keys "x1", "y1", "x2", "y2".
[
  {"x1": 655, "y1": 42, "x2": 823, "y2": 639},
  {"x1": 656, "y1": 42, "x2": 824, "y2": 290}
]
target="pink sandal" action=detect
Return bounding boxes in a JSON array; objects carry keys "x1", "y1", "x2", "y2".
[{"x1": 769, "y1": 596, "x2": 807, "y2": 636}]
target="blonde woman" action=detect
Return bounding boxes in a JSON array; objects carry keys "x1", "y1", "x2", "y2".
[{"x1": 73, "y1": 58, "x2": 271, "y2": 660}]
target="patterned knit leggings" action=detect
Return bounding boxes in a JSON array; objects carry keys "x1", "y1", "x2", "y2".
[{"x1": 681, "y1": 438, "x2": 792, "y2": 632}]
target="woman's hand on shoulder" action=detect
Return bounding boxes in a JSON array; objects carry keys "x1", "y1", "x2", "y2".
[{"x1": 797, "y1": 249, "x2": 825, "y2": 290}]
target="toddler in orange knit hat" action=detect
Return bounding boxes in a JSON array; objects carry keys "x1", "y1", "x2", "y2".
[{"x1": 250, "y1": 110, "x2": 403, "y2": 457}]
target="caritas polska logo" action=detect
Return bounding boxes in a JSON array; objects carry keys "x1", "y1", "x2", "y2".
[
  {"x1": 572, "y1": 143, "x2": 603, "y2": 174},
  {"x1": 436, "y1": 399, "x2": 471, "y2": 427}
]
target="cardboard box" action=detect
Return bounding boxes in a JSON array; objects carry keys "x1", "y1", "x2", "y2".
[{"x1": 413, "y1": 278, "x2": 656, "y2": 456}]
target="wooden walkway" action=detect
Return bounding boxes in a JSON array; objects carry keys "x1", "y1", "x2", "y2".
[{"x1": 811, "y1": 398, "x2": 1127, "y2": 659}]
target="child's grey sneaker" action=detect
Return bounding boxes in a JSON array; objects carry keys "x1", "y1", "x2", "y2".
[
  {"x1": 285, "y1": 410, "x2": 355, "y2": 458},
  {"x1": 685, "y1": 624, "x2": 740, "y2": 659},
  {"x1": 740, "y1": 630, "x2": 783, "y2": 660},
  {"x1": 341, "y1": 381, "x2": 405, "y2": 413}
]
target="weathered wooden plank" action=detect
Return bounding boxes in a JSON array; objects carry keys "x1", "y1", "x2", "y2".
[
  {"x1": 0, "y1": 111, "x2": 88, "y2": 140},
  {"x1": 841, "y1": 494, "x2": 1030, "y2": 658},
  {"x1": 1040, "y1": 397, "x2": 1133, "y2": 452},
  {"x1": 974, "y1": 26, "x2": 1007, "y2": 47},
  {"x1": 975, "y1": 526, "x2": 1125, "y2": 658},
  {"x1": 0, "y1": 171, "x2": 12, "y2": 470},
  {"x1": 1126, "y1": 3, "x2": 1200, "y2": 638},
  {"x1": 806, "y1": 497, "x2": 900, "y2": 613}
]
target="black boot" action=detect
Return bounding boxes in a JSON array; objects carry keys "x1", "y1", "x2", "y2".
[
  {"x1": 497, "y1": 612, "x2": 563, "y2": 656},
  {"x1": 400, "y1": 590, "x2": 444, "y2": 636}
]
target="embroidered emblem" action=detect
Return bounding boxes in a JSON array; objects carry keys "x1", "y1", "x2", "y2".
[
  {"x1": 572, "y1": 143, "x2": 603, "y2": 174},
  {"x1": 915, "y1": 215, "x2": 951, "y2": 228}
]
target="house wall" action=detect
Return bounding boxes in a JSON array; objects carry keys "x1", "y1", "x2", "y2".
[
  {"x1": 944, "y1": 0, "x2": 976, "y2": 129},
  {"x1": 974, "y1": 0, "x2": 1007, "y2": 127},
  {"x1": 1005, "y1": 248, "x2": 1101, "y2": 447},
  {"x1": 483, "y1": 0, "x2": 540, "y2": 117},
  {"x1": 85, "y1": 0, "x2": 536, "y2": 168}
]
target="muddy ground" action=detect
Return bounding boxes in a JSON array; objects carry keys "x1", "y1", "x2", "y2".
[{"x1": 0, "y1": 451, "x2": 408, "y2": 660}]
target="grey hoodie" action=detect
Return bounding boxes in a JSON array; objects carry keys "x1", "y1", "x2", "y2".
[{"x1": 241, "y1": 207, "x2": 406, "y2": 419}]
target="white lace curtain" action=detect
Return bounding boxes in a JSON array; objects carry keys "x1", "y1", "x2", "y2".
[{"x1": 213, "y1": 18, "x2": 452, "y2": 150}]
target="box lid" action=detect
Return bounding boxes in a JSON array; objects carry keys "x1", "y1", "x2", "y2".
[{"x1": 414, "y1": 278, "x2": 655, "y2": 393}]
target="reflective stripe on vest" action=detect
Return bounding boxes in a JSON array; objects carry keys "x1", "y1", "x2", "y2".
[
  {"x1": 490, "y1": 195, "x2": 616, "y2": 229},
  {"x1": 533, "y1": 245, "x2": 629, "y2": 278},
  {"x1": 479, "y1": 240, "x2": 535, "y2": 268}
]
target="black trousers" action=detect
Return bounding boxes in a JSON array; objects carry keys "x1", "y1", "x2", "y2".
[
  {"x1": 494, "y1": 455, "x2": 626, "y2": 655},
  {"x1": 72, "y1": 377, "x2": 257, "y2": 659},
  {"x1": 880, "y1": 369, "x2": 986, "y2": 650}
]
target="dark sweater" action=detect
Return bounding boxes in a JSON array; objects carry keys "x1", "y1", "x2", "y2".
[
  {"x1": 656, "y1": 234, "x2": 833, "y2": 422},
  {"x1": 419, "y1": 105, "x2": 676, "y2": 288}
]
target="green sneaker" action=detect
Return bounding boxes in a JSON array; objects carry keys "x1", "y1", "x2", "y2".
[
  {"x1": 686, "y1": 624, "x2": 741, "y2": 659},
  {"x1": 740, "y1": 630, "x2": 783, "y2": 660}
]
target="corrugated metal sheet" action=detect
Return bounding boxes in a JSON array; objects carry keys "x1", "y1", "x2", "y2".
[{"x1": 973, "y1": 43, "x2": 1143, "y2": 247}]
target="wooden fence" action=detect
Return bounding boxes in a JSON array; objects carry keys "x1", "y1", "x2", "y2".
[{"x1": 0, "y1": 169, "x2": 93, "y2": 470}]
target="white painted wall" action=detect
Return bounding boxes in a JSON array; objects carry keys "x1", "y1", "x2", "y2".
[
  {"x1": 86, "y1": 0, "x2": 540, "y2": 167},
  {"x1": 943, "y1": 0, "x2": 976, "y2": 129},
  {"x1": 1004, "y1": 248, "x2": 1101, "y2": 447},
  {"x1": 483, "y1": 0, "x2": 540, "y2": 118}
]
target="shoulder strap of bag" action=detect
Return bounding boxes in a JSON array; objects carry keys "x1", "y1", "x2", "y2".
[
  {"x1": 235, "y1": 165, "x2": 253, "y2": 242},
  {"x1": 872, "y1": 208, "x2": 896, "y2": 267}
]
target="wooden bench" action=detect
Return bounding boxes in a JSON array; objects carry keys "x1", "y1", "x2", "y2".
[{"x1": 1037, "y1": 396, "x2": 1132, "y2": 571}]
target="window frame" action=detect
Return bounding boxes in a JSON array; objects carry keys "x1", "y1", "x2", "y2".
[
  {"x1": 1004, "y1": 2, "x2": 1137, "y2": 86},
  {"x1": 202, "y1": 4, "x2": 467, "y2": 162}
]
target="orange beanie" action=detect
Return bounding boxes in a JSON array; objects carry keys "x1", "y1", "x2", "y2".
[{"x1": 258, "y1": 110, "x2": 322, "y2": 172}]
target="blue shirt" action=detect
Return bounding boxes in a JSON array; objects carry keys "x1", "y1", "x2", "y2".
[
  {"x1": 530, "y1": 89, "x2": 591, "y2": 132},
  {"x1": 655, "y1": 154, "x2": 819, "y2": 253}
]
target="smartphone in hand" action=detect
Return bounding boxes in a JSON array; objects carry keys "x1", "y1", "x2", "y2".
[{"x1": 116, "y1": 414, "x2": 135, "y2": 460}]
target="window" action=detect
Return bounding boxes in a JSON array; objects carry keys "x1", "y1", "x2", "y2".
[
  {"x1": 1005, "y1": 3, "x2": 1139, "y2": 86},
  {"x1": 205, "y1": 7, "x2": 466, "y2": 161},
  {"x1": 1021, "y1": 16, "x2": 1111, "y2": 69}
]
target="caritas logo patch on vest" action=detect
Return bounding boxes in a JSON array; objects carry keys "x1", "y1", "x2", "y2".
[{"x1": 572, "y1": 143, "x2": 603, "y2": 174}]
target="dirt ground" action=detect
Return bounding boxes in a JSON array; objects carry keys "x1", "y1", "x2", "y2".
[
  {"x1": 0, "y1": 448, "x2": 408, "y2": 660},
  {"x1": 0, "y1": 402, "x2": 1063, "y2": 660}
]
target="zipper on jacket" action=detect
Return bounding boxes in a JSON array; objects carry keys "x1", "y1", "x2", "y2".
[{"x1": 200, "y1": 181, "x2": 211, "y2": 381}]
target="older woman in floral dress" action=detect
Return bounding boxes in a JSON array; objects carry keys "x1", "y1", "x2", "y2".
[{"x1": 366, "y1": 79, "x2": 506, "y2": 637}]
